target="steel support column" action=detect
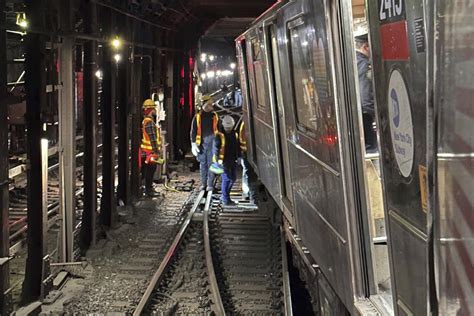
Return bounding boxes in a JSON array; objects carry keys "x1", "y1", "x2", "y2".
[
  {"x1": 99, "y1": 46, "x2": 116, "y2": 228},
  {"x1": 0, "y1": 0, "x2": 11, "y2": 313},
  {"x1": 117, "y1": 56, "x2": 130, "y2": 204},
  {"x1": 22, "y1": 0, "x2": 48, "y2": 304},
  {"x1": 58, "y1": 0, "x2": 76, "y2": 262},
  {"x1": 130, "y1": 47, "x2": 142, "y2": 199},
  {"x1": 80, "y1": 0, "x2": 98, "y2": 250}
]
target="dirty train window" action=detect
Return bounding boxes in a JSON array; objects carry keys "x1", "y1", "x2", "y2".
[
  {"x1": 251, "y1": 37, "x2": 267, "y2": 111},
  {"x1": 288, "y1": 21, "x2": 334, "y2": 138}
]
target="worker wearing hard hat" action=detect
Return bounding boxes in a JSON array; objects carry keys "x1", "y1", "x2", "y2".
[
  {"x1": 190, "y1": 95, "x2": 219, "y2": 191},
  {"x1": 211, "y1": 115, "x2": 240, "y2": 206},
  {"x1": 141, "y1": 99, "x2": 164, "y2": 197},
  {"x1": 354, "y1": 23, "x2": 377, "y2": 152}
]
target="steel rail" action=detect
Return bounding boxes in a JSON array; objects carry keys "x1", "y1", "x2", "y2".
[
  {"x1": 203, "y1": 191, "x2": 226, "y2": 315},
  {"x1": 133, "y1": 189, "x2": 206, "y2": 315},
  {"x1": 280, "y1": 226, "x2": 293, "y2": 316}
]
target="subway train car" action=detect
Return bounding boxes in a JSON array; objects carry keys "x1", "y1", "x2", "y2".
[{"x1": 236, "y1": 0, "x2": 473, "y2": 315}]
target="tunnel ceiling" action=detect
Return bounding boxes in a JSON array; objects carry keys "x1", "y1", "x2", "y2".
[{"x1": 98, "y1": 0, "x2": 274, "y2": 49}]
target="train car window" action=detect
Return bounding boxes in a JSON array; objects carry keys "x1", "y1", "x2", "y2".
[
  {"x1": 287, "y1": 17, "x2": 336, "y2": 142},
  {"x1": 251, "y1": 37, "x2": 268, "y2": 111}
]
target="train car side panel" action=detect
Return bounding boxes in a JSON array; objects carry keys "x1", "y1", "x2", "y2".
[
  {"x1": 245, "y1": 28, "x2": 282, "y2": 199},
  {"x1": 277, "y1": 0, "x2": 353, "y2": 308}
]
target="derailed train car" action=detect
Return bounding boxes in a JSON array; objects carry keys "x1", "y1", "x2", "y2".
[{"x1": 237, "y1": 0, "x2": 473, "y2": 315}]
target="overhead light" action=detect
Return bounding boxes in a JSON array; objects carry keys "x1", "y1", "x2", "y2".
[
  {"x1": 209, "y1": 55, "x2": 215, "y2": 61},
  {"x1": 230, "y1": 62, "x2": 236, "y2": 69},
  {"x1": 114, "y1": 53, "x2": 122, "y2": 63},
  {"x1": 111, "y1": 36, "x2": 122, "y2": 49},
  {"x1": 216, "y1": 70, "x2": 222, "y2": 77},
  {"x1": 201, "y1": 73, "x2": 206, "y2": 79},
  {"x1": 95, "y1": 70, "x2": 103, "y2": 79},
  {"x1": 200, "y1": 53, "x2": 207, "y2": 62},
  {"x1": 16, "y1": 12, "x2": 28, "y2": 29},
  {"x1": 207, "y1": 71, "x2": 215, "y2": 78}
]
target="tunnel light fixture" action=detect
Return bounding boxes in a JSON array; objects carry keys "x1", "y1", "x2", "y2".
[
  {"x1": 111, "y1": 36, "x2": 122, "y2": 49},
  {"x1": 158, "y1": 90, "x2": 165, "y2": 102},
  {"x1": 230, "y1": 62, "x2": 236, "y2": 69},
  {"x1": 200, "y1": 53, "x2": 207, "y2": 62},
  {"x1": 207, "y1": 71, "x2": 215, "y2": 78},
  {"x1": 16, "y1": 12, "x2": 28, "y2": 29},
  {"x1": 114, "y1": 53, "x2": 122, "y2": 63},
  {"x1": 95, "y1": 70, "x2": 103, "y2": 79},
  {"x1": 209, "y1": 55, "x2": 215, "y2": 61},
  {"x1": 201, "y1": 73, "x2": 207, "y2": 79},
  {"x1": 216, "y1": 70, "x2": 222, "y2": 77}
]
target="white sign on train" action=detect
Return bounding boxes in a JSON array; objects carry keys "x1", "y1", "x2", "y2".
[
  {"x1": 379, "y1": 0, "x2": 404, "y2": 21},
  {"x1": 388, "y1": 69, "x2": 414, "y2": 178}
]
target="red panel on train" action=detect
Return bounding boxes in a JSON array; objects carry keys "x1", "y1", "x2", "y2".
[{"x1": 380, "y1": 20, "x2": 410, "y2": 60}]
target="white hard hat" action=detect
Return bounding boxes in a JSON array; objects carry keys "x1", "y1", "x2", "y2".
[
  {"x1": 222, "y1": 115, "x2": 235, "y2": 130},
  {"x1": 354, "y1": 21, "x2": 368, "y2": 40}
]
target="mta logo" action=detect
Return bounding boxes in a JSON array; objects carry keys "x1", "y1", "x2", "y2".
[{"x1": 390, "y1": 88, "x2": 400, "y2": 128}]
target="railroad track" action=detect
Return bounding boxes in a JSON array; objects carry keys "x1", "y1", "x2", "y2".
[
  {"x1": 8, "y1": 137, "x2": 118, "y2": 255},
  {"x1": 134, "y1": 187, "x2": 292, "y2": 315}
]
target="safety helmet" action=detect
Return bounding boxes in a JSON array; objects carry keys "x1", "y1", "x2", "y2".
[
  {"x1": 143, "y1": 99, "x2": 155, "y2": 109},
  {"x1": 354, "y1": 21, "x2": 368, "y2": 41},
  {"x1": 222, "y1": 115, "x2": 235, "y2": 131}
]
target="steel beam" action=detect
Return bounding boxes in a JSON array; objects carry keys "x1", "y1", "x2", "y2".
[
  {"x1": 22, "y1": 0, "x2": 48, "y2": 304},
  {"x1": 80, "y1": 0, "x2": 98, "y2": 250},
  {"x1": 99, "y1": 45, "x2": 116, "y2": 228},
  {"x1": 58, "y1": 39, "x2": 76, "y2": 262},
  {"x1": 0, "y1": 0, "x2": 10, "y2": 313},
  {"x1": 130, "y1": 46, "x2": 142, "y2": 199},
  {"x1": 58, "y1": 0, "x2": 76, "y2": 263},
  {"x1": 117, "y1": 52, "x2": 130, "y2": 204}
]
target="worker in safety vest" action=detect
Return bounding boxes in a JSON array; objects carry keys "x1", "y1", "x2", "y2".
[
  {"x1": 211, "y1": 115, "x2": 240, "y2": 206},
  {"x1": 237, "y1": 120, "x2": 255, "y2": 202},
  {"x1": 141, "y1": 99, "x2": 164, "y2": 197},
  {"x1": 190, "y1": 95, "x2": 219, "y2": 191}
]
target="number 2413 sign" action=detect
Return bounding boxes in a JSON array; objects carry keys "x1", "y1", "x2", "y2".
[{"x1": 379, "y1": 0, "x2": 405, "y2": 22}]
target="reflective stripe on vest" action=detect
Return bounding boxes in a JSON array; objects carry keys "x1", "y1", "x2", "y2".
[
  {"x1": 196, "y1": 112, "x2": 219, "y2": 146},
  {"x1": 141, "y1": 117, "x2": 161, "y2": 153},
  {"x1": 239, "y1": 122, "x2": 247, "y2": 152}
]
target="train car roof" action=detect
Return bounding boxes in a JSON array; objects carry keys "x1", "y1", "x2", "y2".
[{"x1": 235, "y1": 0, "x2": 288, "y2": 41}]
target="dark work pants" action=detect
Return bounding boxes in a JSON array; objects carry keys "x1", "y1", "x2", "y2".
[
  {"x1": 141, "y1": 156, "x2": 157, "y2": 193},
  {"x1": 221, "y1": 164, "x2": 237, "y2": 203},
  {"x1": 197, "y1": 135, "x2": 215, "y2": 188},
  {"x1": 362, "y1": 113, "x2": 378, "y2": 153}
]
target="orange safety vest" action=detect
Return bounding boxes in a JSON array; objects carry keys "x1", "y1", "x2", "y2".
[
  {"x1": 239, "y1": 121, "x2": 247, "y2": 152},
  {"x1": 141, "y1": 117, "x2": 162, "y2": 154},
  {"x1": 195, "y1": 111, "x2": 219, "y2": 146}
]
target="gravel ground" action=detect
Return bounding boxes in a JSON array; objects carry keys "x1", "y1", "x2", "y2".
[{"x1": 57, "y1": 173, "x2": 199, "y2": 315}]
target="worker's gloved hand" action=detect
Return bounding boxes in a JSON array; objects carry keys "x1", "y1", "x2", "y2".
[
  {"x1": 191, "y1": 143, "x2": 200, "y2": 156},
  {"x1": 146, "y1": 154, "x2": 163, "y2": 164}
]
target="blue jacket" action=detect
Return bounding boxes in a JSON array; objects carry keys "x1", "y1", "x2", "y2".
[{"x1": 356, "y1": 51, "x2": 374, "y2": 115}]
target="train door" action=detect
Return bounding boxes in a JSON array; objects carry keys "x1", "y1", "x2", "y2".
[
  {"x1": 265, "y1": 22, "x2": 294, "y2": 212},
  {"x1": 237, "y1": 38, "x2": 258, "y2": 170},
  {"x1": 366, "y1": 0, "x2": 430, "y2": 314}
]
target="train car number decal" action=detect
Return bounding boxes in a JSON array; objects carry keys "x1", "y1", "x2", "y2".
[
  {"x1": 379, "y1": 0, "x2": 405, "y2": 23},
  {"x1": 388, "y1": 69, "x2": 414, "y2": 178}
]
